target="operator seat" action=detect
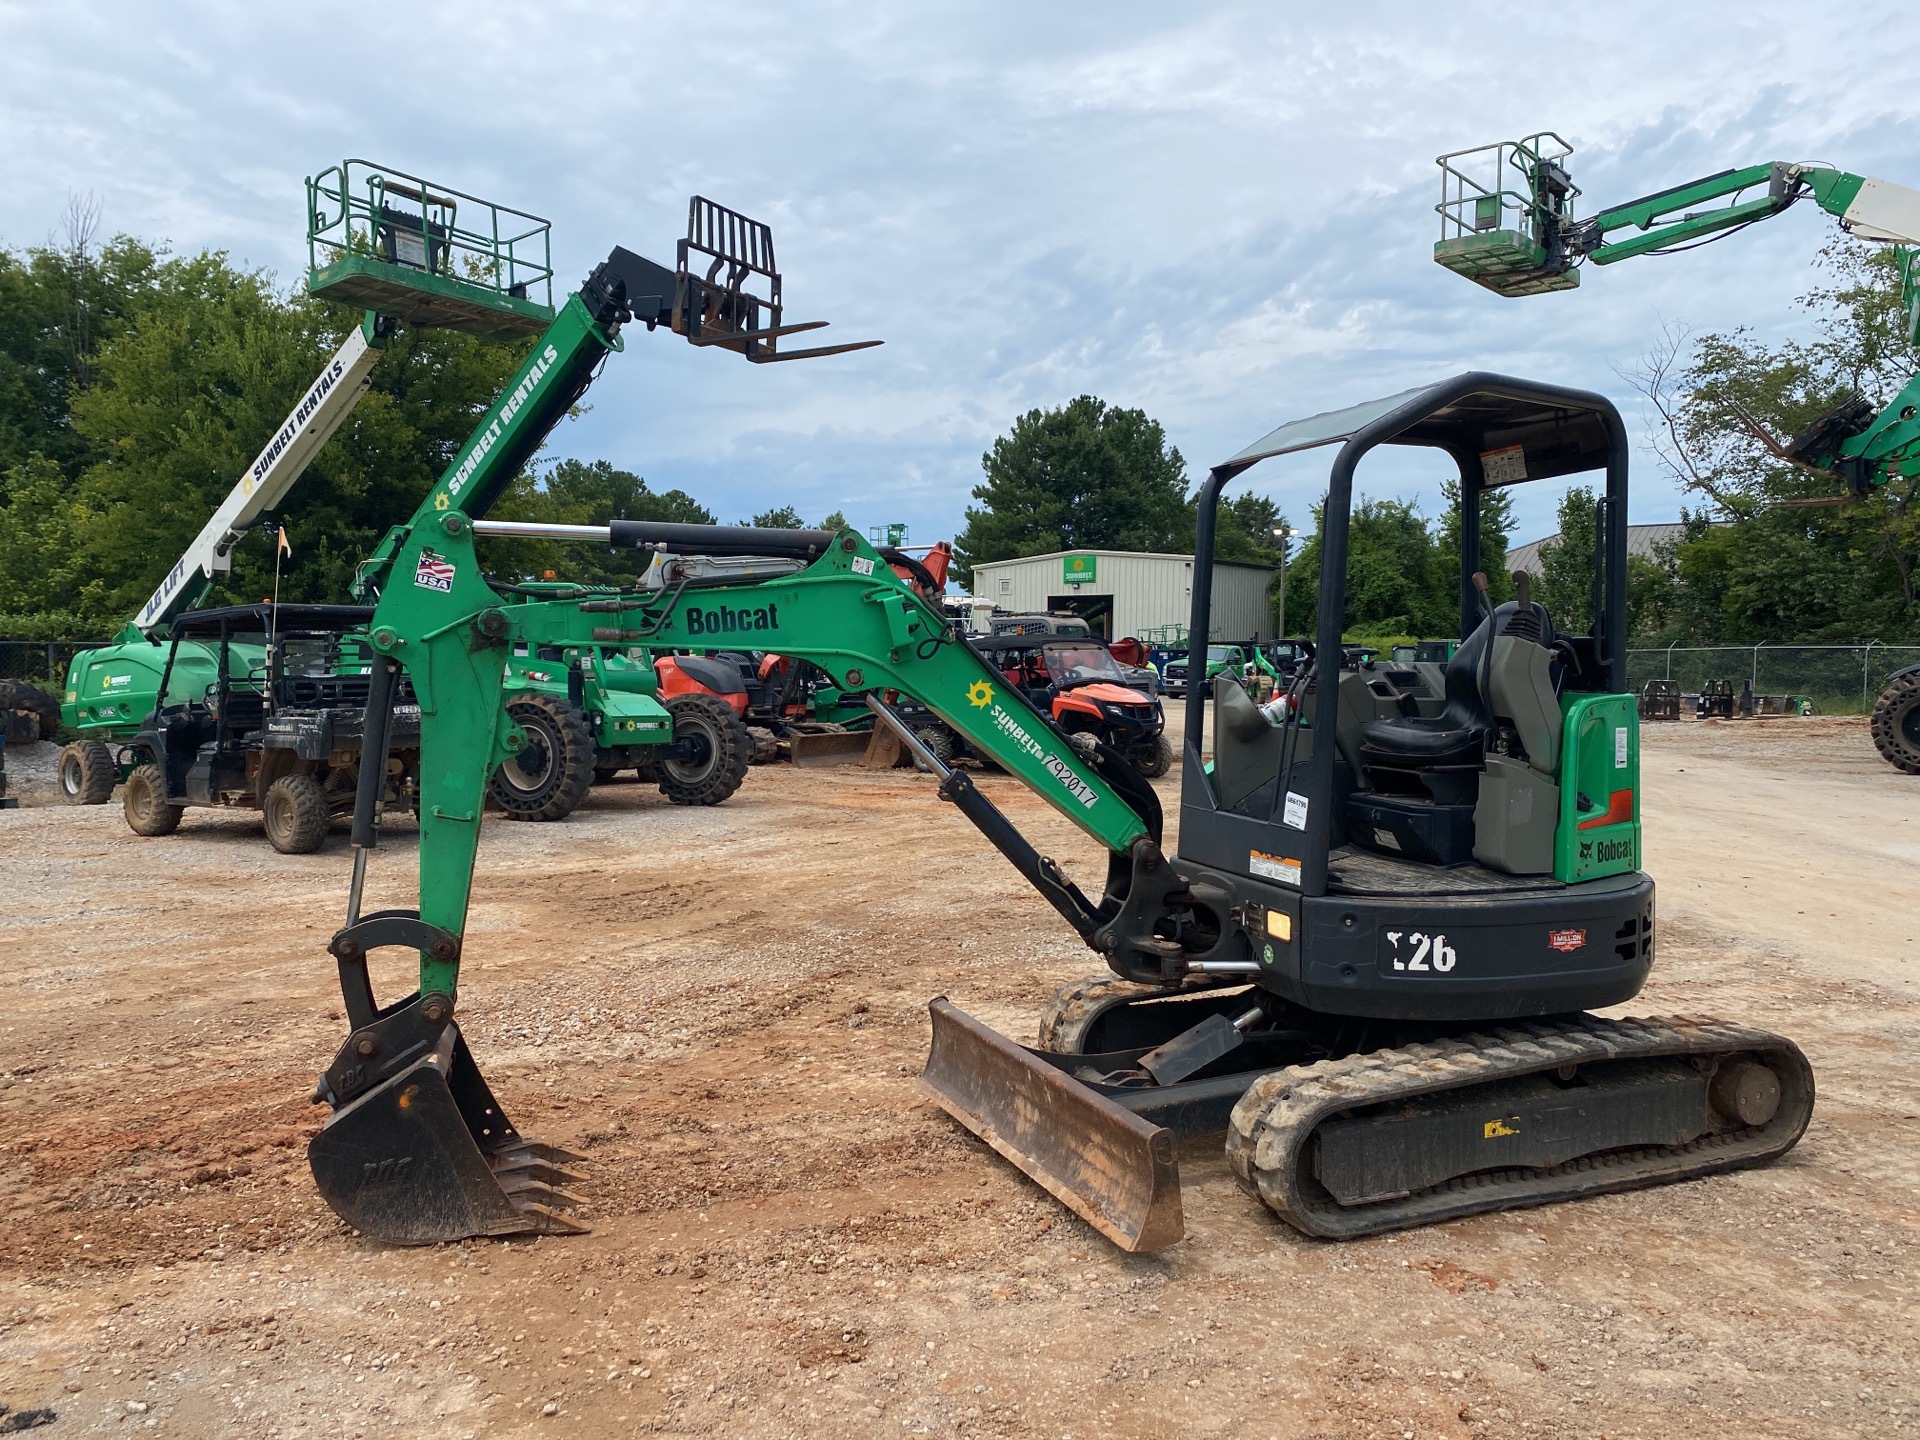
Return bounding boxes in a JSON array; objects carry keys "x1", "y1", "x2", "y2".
[{"x1": 1348, "y1": 590, "x2": 1560, "y2": 866}]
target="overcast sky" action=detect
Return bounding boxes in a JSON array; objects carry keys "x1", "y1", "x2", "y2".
[{"x1": 5, "y1": 1, "x2": 1916, "y2": 561}]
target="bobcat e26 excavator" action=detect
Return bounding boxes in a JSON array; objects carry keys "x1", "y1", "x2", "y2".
[{"x1": 306, "y1": 370, "x2": 1812, "y2": 1249}]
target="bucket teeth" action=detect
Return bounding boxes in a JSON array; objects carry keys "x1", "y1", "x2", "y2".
[
  {"x1": 497, "y1": 1174, "x2": 587, "y2": 1209},
  {"x1": 504, "y1": 1200, "x2": 593, "y2": 1236},
  {"x1": 499, "y1": 1140, "x2": 586, "y2": 1167},
  {"x1": 492, "y1": 1157, "x2": 583, "y2": 1189},
  {"x1": 309, "y1": 1021, "x2": 597, "y2": 1244}
]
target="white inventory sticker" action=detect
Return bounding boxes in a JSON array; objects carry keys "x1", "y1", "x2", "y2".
[
  {"x1": 1615, "y1": 725, "x2": 1629, "y2": 768},
  {"x1": 1249, "y1": 849, "x2": 1302, "y2": 887},
  {"x1": 1282, "y1": 790, "x2": 1310, "y2": 830}
]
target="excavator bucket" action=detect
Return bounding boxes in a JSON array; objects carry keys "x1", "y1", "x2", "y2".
[
  {"x1": 309, "y1": 1024, "x2": 586, "y2": 1244},
  {"x1": 919, "y1": 998, "x2": 1184, "y2": 1252},
  {"x1": 787, "y1": 729, "x2": 877, "y2": 767}
]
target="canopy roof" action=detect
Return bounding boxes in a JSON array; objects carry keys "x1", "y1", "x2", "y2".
[{"x1": 1219, "y1": 371, "x2": 1620, "y2": 485}]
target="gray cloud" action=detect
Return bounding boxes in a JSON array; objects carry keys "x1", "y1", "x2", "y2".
[{"x1": 5, "y1": 0, "x2": 1915, "y2": 553}]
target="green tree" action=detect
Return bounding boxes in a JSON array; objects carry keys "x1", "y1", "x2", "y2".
[
  {"x1": 954, "y1": 395, "x2": 1192, "y2": 587},
  {"x1": 1535, "y1": 486, "x2": 1600, "y2": 632},
  {"x1": 1283, "y1": 496, "x2": 1454, "y2": 639},
  {"x1": 747, "y1": 504, "x2": 807, "y2": 528},
  {"x1": 1435, "y1": 478, "x2": 1515, "y2": 613},
  {"x1": 0, "y1": 229, "x2": 528, "y2": 632},
  {"x1": 1279, "y1": 482, "x2": 1516, "y2": 642},
  {"x1": 1214, "y1": 491, "x2": 1289, "y2": 565},
  {"x1": 1630, "y1": 242, "x2": 1920, "y2": 642},
  {"x1": 0, "y1": 226, "x2": 159, "y2": 481}
]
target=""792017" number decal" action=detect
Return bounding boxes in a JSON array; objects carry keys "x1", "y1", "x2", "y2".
[{"x1": 1385, "y1": 930, "x2": 1457, "y2": 973}]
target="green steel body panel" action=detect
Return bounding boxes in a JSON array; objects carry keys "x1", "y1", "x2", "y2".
[
  {"x1": 498, "y1": 649, "x2": 672, "y2": 746},
  {"x1": 1554, "y1": 694, "x2": 1641, "y2": 883},
  {"x1": 61, "y1": 636, "x2": 264, "y2": 739},
  {"x1": 307, "y1": 255, "x2": 554, "y2": 341}
]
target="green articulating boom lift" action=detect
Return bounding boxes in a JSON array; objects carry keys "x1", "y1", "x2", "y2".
[
  {"x1": 56, "y1": 162, "x2": 556, "y2": 814},
  {"x1": 1434, "y1": 136, "x2": 1920, "y2": 774},
  {"x1": 307, "y1": 372, "x2": 1813, "y2": 1251}
]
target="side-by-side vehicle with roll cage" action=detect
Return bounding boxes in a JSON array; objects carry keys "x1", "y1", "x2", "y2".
[{"x1": 118, "y1": 605, "x2": 420, "y2": 854}]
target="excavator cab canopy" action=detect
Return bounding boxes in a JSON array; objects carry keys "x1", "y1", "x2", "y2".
[{"x1": 1187, "y1": 372, "x2": 1630, "y2": 898}]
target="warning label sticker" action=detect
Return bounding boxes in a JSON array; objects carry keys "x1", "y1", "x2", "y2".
[
  {"x1": 1249, "y1": 850, "x2": 1302, "y2": 887},
  {"x1": 1480, "y1": 444, "x2": 1527, "y2": 485}
]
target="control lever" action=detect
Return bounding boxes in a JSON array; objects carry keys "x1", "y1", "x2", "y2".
[{"x1": 1472, "y1": 570, "x2": 1495, "y2": 711}]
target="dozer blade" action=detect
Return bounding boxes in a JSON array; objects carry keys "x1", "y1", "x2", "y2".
[
  {"x1": 919, "y1": 998, "x2": 1184, "y2": 1252},
  {"x1": 787, "y1": 730, "x2": 875, "y2": 767},
  {"x1": 309, "y1": 1024, "x2": 588, "y2": 1244}
]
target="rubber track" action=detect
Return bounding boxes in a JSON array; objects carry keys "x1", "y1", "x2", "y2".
[
  {"x1": 1036, "y1": 974, "x2": 1179, "y2": 1053},
  {"x1": 1224, "y1": 1014, "x2": 1814, "y2": 1239}
]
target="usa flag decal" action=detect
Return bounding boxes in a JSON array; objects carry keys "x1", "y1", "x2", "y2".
[{"x1": 413, "y1": 549, "x2": 456, "y2": 592}]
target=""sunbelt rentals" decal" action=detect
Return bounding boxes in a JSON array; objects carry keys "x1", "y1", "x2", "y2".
[{"x1": 966, "y1": 679, "x2": 1098, "y2": 809}]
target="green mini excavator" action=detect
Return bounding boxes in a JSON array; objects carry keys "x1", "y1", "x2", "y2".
[{"x1": 304, "y1": 361, "x2": 1813, "y2": 1250}]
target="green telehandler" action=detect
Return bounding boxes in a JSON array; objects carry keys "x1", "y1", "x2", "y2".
[
  {"x1": 1433, "y1": 134, "x2": 1920, "y2": 771},
  {"x1": 300, "y1": 362, "x2": 1812, "y2": 1252}
]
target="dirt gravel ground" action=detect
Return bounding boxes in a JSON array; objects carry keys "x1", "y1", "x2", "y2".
[{"x1": 1, "y1": 714, "x2": 1917, "y2": 1438}]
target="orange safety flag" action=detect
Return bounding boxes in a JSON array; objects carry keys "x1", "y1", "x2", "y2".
[{"x1": 277, "y1": 525, "x2": 293, "y2": 558}]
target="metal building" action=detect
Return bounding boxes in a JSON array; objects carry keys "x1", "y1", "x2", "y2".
[{"x1": 966, "y1": 549, "x2": 1275, "y2": 643}]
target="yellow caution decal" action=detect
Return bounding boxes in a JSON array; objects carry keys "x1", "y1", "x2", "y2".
[{"x1": 1483, "y1": 1117, "x2": 1519, "y2": 1139}]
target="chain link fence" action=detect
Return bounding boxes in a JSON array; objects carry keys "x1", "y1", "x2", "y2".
[
  {"x1": 1626, "y1": 644, "x2": 1920, "y2": 714},
  {"x1": 0, "y1": 640, "x2": 105, "y2": 687}
]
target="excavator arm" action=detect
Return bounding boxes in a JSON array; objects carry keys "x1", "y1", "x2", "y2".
[
  {"x1": 311, "y1": 511, "x2": 1182, "y2": 1244},
  {"x1": 1434, "y1": 134, "x2": 1920, "y2": 493},
  {"x1": 363, "y1": 515, "x2": 1164, "y2": 1001}
]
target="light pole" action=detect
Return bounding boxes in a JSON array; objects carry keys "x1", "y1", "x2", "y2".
[{"x1": 1272, "y1": 525, "x2": 1298, "y2": 639}]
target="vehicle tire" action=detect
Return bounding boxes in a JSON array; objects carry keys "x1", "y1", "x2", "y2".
[
  {"x1": 745, "y1": 725, "x2": 780, "y2": 765},
  {"x1": 264, "y1": 773, "x2": 330, "y2": 854},
  {"x1": 58, "y1": 740, "x2": 117, "y2": 804},
  {"x1": 122, "y1": 763, "x2": 181, "y2": 837},
  {"x1": 911, "y1": 725, "x2": 956, "y2": 773},
  {"x1": 658, "y1": 693, "x2": 751, "y2": 806},
  {"x1": 1870, "y1": 671, "x2": 1920, "y2": 775},
  {"x1": 1133, "y1": 734, "x2": 1174, "y2": 779},
  {"x1": 0, "y1": 679, "x2": 61, "y2": 740},
  {"x1": 490, "y1": 694, "x2": 595, "y2": 821}
]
